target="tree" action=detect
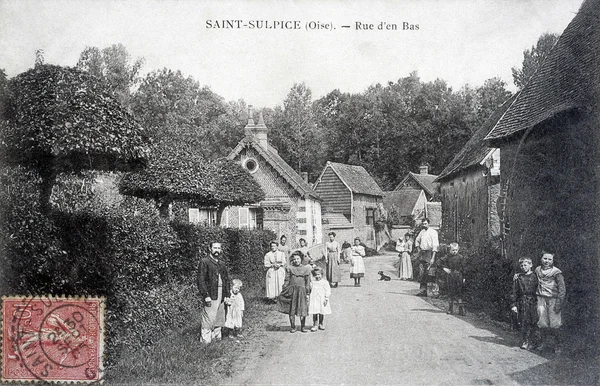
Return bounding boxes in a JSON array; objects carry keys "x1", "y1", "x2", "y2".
[
  {"x1": 269, "y1": 83, "x2": 325, "y2": 180},
  {"x1": 118, "y1": 127, "x2": 264, "y2": 220},
  {"x1": 512, "y1": 33, "x2": 560, "y2": 89},
  {"x1": 76, "y1": 43, "x2": 144, "y2": 108},
  {"x1": 131, "y1": 68, "x2": 240, "y2": 158},
  {"x1": 0, "y1": 64, "x2": 151, "y2": 212}
]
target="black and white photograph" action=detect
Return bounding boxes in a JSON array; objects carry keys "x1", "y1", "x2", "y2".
[{"x1": 1, "y1": 0, "x2": 599, "y2": 384}]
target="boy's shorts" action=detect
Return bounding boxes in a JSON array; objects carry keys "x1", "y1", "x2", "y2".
[{"x1": 537, "y1": 296, "x2": 562, "y2": 328}]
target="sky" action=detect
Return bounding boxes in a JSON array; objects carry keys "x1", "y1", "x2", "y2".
[{"x1": 0, "y1": 0, "x2": 585, "y2": 108}]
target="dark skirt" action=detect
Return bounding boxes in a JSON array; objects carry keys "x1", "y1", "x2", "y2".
[
  {"x1": 446, "y1": 270, "x2": 464, "y2": 299},
  {"x1": 278, "y1": 285, "x2": 309, "y2": 317}
]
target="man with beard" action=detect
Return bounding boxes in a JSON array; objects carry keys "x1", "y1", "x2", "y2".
[
  {"x1": 198, "y1": 241, "x2": 231, "y2": 343},
  {"x1": 414, "y1": 218, "x2": 439, "y2": 297}
]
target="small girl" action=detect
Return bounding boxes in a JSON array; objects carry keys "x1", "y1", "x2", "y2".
[
  {"x1": 278, "y1": 251, "x2": 312, "y2": 333},
  {"x1": 309, "y1": 267, "x2": 332, "y2": 331},
  {"x1": 350, "y1": 237, "x2": 366, "y2": 287},
  {"x1": 225, "y1": 279, "x2": 245, "y2": 338}
]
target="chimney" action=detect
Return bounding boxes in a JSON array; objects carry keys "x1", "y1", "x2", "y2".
[
  {"x1": 243, "y1": 105, "x2": 255, "y2": 136},
  {"x1": 253, "y1": 111, "x2": 268, "y2": 148},
  {"x1": 301, "y1": 172, "x2": 308, "y2": 183},
  {"x1": 419, "y1": 165, "x2": 429, "y2": 175}
]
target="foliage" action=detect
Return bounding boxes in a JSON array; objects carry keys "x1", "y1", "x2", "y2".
[
  {"x1": 267, "y1": 83, "x2": 325, "y2": 180},
  {"x1": 131, "y1": 68, "x2": 243, "y2": 158},
  {"x1": 0, "y1": 64, "x2": 151, "y2": 211},
  {"x1": 76, "y1": 43, "x2": 145, "y2": 108},
  {"x1": 0, "y1": 166, "x2": 65, "y2": 294},
  {"x1": 118, "y1": 127, "x2": 265, "y2": 218},
  {"x1": 312, "y1": 72, "x2": 512, "y2": 190},
  {"x1": 512, "y1": 33, "x2": 560, "y2": 89}
]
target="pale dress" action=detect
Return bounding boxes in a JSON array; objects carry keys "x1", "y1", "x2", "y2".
[
  {"x1": 350, "y1": 245, "x2": 366, "y2": 278},
  {"x1": 396, "y1": 239, "x2": 413, "y2": 279},
  {"x1": 225, "y1": 292, "x2": 245, "y2": 329},
  {"x1": 309, "y1": 279, "x2": 332, "y2": 315},
  {"x1": 264, "y1": 250, "x2": 286, "y2": 299}
]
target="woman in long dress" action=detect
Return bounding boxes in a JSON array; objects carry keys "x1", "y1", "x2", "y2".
[
  {"x1": 350, "y1": 237, "x2": 366, "y2": 287},
  {"x1": 396, "y1": 234, "x2": 413, "y2": 280},
  {"x1": 278, "y1": 251, "x2": 312, "y2": 332},
  {"x1": 264, "y1": 241, "x2": 286, "y2": 302},
  {"x1": 325, "y1": 232, "x2": 341, "y2": 288}
]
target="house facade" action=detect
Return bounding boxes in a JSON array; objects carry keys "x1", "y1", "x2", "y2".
[
  {"x1": 190, "y1": 107, "x2": 323, "y2": 248},
  {"x1": 484, "y1": 0, "x2": 600, "y2": 351},
  {"x1": 435, "y1": 95, "x2": 515, "y2": 248},
  {"x1": 313, "y1": 162, "x2": 384, "y2": 249}
]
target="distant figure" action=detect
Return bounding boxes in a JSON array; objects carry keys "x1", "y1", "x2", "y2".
[
  {"x1": 264, "y1": 241, "x2": 286, "y2": 303},
  {"x1": 197, "y1": 241, "x2": 230, "y2": 343},
  {"x1": 414, "y1": 218, "x2": 439, "y2": 297},
  {"x1": 396, "y1": 234, "x2": 413, "y2": 280},
  {"x1": 439, "y1": 243, "x2": 466, "y2": 315},
  {"x1": 278, "y1": 251, "x2": 312, "y2": 333},
  {"x1": 534, "y1": 252, "x2": 566, "y2": 354},
  {"x1": 295, "y1": 238, "x2": 313, "y2": 266},
  {"x1": 341, "y1": 241, "x2": 352, "y2": 264},
  {"x1": 225, "y1": 279, "x2": 245, "y2": 338},
  {"x1": 309, "y1": 267, "x2": 332, "y2": 332},
  {"x1": 325, "y1": 232, "x2": 341, "y2": 288},
  {"x1": 511, "y1": 257, "x2": 538, "y2": 350},
  {"x1": 350, "y1": 237, "x2": 366, "y2": 287},
  {"x1": 278, "y1": 235, "x2": 291, "y2": 265}
]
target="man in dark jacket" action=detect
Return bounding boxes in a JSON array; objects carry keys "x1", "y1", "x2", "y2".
[{"x1": 198, "y1": 241, "x2": 230, "y2": 343}]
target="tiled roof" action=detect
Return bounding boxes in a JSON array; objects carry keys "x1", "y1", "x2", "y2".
[
  {"x1": 383, "y1": 190, "x2": 424, "y2": 217},
  {"x1": 395, "y1": 172, "x2": 439, "y2": 196},
  {"x1": 327, "y1": 162, "x2": 384, "y2": 197},
  {"x1": 436, "y1": 94, "x2": 517, "y2": 182},
  {"x1": 485, "y1": 0, "x2": 599, "y2": 142},
  {"x1": 228, "y1": 136, "x2": 321, "y2": 201}
]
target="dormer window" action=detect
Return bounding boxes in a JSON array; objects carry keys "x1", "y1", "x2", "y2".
[{"x1": 244, "y1": 158, "x2": 258, "y2": 173}]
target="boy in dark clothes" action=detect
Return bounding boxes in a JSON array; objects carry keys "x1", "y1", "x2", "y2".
[
  {"x1": 439, "y1": 243, "x2": 466, "y2": 315},
  {"x1": 511, "y1": 257, "x2": 539, "y2": 350}
]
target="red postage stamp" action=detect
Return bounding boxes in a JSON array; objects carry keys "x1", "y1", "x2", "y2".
[{"x1": 1, "y1": 296, "x2": 105, "y2": 383}]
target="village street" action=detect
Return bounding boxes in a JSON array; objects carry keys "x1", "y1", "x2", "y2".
[{"x1": 225, "y1": 252, "x2": 579, "y2": 386}]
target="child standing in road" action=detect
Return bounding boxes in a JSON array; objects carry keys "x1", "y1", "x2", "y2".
[
  {"x1": 278, "y1": 251, "x2": 312, "y2": 333},
  {"x1": 439, "y1": 243, "x2": 466, "y2": 315},
  {"x1": 225, "y1": 279, "x2": 245, "y2": 338},
  {"x1": 309, "y1": 267, "x2": 332, "y2": 331},
  {"x1": 510, "y1": 257, "x2": 538, "y2": 349},
  {"x1": 535, "y1": 252, "x2": 566, "y2": 354},
  {"x1": 350, "y1": 238, "x2": 366, "y2": 287}
]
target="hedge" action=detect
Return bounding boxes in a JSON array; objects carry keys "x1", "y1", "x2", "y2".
[{"x1": 0, "y1": 167, "x2": 275, "y2": 367}]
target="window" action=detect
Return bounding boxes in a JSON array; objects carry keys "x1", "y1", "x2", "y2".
[
  {"x1": 189, "y1": 208, "x2": 217, "y2": 226},
  {"x1": 239, "y1": 207, "x2": 263, "y2": 229},
  {"x1": 366, "y1": 208, "x2": 375, "y2": 226},
  {"x1": 243, "y1": 158, "x2": 259, "y2": 174}
]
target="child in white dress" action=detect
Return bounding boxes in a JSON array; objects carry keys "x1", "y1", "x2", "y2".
[
  {"x1": 225, "y1": 279, "x2": 245, "y2": 338},
  {"x1": 309, "y1": 268, "x2": 332, "y2": 332}
]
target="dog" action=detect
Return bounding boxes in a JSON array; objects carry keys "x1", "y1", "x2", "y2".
[{"x1": 378, "y1": 271, "x2": 391, "y2": 281}]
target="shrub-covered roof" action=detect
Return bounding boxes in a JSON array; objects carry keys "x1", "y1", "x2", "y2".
[
  {"x1": 1, "y1": 64, "x2": 150, "y2": 172},
  {"x1": 119, "y1": 133, "x2": 265, "y2": 207}
]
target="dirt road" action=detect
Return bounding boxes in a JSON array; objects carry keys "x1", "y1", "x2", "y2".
[{"x1": 225, "y1": 253, "x2": 588, "y2": 385}]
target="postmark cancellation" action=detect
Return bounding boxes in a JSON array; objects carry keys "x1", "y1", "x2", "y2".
[{"x1": 1, "y1": 295, "x2": 105, "y2": 383}]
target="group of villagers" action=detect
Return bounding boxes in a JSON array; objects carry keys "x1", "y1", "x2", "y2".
[{"x1": 264, "y1": 233, "x2": 366, "y2": 332}]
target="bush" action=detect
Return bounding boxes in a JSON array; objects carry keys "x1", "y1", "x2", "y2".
[
  {"x1": 0, "y1": 166, "x2": 65, "y2": 294},
  {"x1": 459, "y1": 238, "x2": 513, "y2": 321}
]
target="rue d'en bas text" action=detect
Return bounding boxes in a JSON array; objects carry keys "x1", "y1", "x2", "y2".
[{"x1": 205, "y1": 20, "x2": 420, "y2": 31}]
